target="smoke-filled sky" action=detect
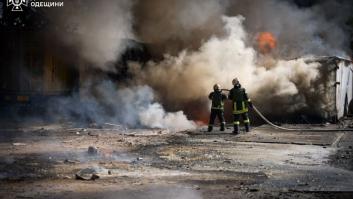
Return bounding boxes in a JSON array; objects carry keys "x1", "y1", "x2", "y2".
[
  {"x1": 48, "y1": 0, "x2": 353, "y2": 68},
  {"x1": 135, "y1": 0, "x2": 352, "y2": 58},
  {"x1": 134, "y1": 0, "x2": 352, "y2": 121},
  {"x1": 48, "y1": 0, "x2": 353, "y2": 124},
  {"x1": 2, "y1": 0, "x2": 353, "y2": 127}
]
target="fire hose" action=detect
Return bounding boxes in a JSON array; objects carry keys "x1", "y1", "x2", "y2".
[{"x1": 220, "y1": 89, "x2": 353, "y2": 132}]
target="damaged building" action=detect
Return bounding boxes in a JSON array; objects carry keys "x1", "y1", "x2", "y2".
[
  {"x1": 266, "y1": 56, "x2": 353, "y2": 123},
  {"x1": 304, "y1": 56, "x2": 353, "y2": 121}
]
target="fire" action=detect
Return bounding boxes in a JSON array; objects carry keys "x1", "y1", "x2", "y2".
[
  {"x1": 192, "y1": 110, "x2": 209, "y2": 126},
  {"x1": 184, "y1": 102, "x2": 210, "y2": 126},
  {"x1": 257, "y1": 32, "x2": 277, "y2": 54}
]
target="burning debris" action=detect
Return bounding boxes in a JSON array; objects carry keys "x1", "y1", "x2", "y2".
[{"x1": 257, "y1": 32, "x2": 277, "y2": 54}]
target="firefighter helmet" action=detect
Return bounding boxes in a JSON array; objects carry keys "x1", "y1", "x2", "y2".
[
  {"x1": 213, "y1": 84, "x2": 221, "y2": 91},
  {"x1": 232, "y1": 78, "x2": 239, "y2": 85}
]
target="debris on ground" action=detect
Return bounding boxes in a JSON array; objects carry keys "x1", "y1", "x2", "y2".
[
  {"x1": 75, "y1": 167, "x2": 109, "y2": 181},
  {"x1": 87, "y1": 146, "x2": 98, "y2": 155},
  {"x1": 1, "y1": 125, "x2": 353, "y2": 198},
  {"x1": 12, "y1": 143, "x2": 27, "y2": 146}
]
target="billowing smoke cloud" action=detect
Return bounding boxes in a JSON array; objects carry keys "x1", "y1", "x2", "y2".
[
  {"x1": 49, "y1": 0, "x2": 135, "y2": 71},
  {"x1": 133, "y1": 16, "x2": 321, "y2": 116},
  {"x1": 125, "y1": 0, "x2": 352, "y2": 120},
  {"x1": 134, "y1": 0, "x2": 352, "y2": 59},
  {"x1": 48, "y1": 81, "x2": 195, "y2": 131},
  {"x1": 134, "y1": 0, "x2": 226, "y2": 57},
  {"x1": 42, "y1": 0, "x2": 196, "y2": 130},
  {"x1": 226, "y1": 0, "x2": 352, "y2": 58},
  {"x1": 42, "y1": 0, "x2": 353, "y2": 125}
]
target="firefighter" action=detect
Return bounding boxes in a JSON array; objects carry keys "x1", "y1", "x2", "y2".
[
  {"x1": 228, "y1": 78, "x2": 253, "y2": 134},
  {"x1": 208, "y1": 84, "x2": 227, "y2": 132}
]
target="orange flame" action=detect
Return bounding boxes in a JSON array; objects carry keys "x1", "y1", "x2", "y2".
[{"x1": 257, "y1": 32, "x2": 277, "y2": 54}]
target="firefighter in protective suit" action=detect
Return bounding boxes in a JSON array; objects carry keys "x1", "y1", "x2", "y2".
[
  {"x1": 208, "y1": 84, "x2": 227, "y2": 132},
  {"x1": 228, "y1": 78, "x2": 252, "y2": 134}
]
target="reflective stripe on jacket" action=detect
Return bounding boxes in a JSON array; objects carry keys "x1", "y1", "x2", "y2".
[
  {"x1": 228, "y1": 85, "x2": 250, "y2": 114},
  {"x1": 209, "y1": 91, "x2": 227, "y2": 110}
]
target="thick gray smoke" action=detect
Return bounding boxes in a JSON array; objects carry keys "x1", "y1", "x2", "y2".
[
  {"x1": 134, "y1": 16, "x2": 321, "y2": 116},
  {"x1": 129, "y1": 0, "x2": 352, "y2": 118},
  {"x1": 134, "y1": 0, "x2": 352, "y2": 59},
  {"x1": 44, "y1": 0, "x2": 353, "y2": 124},
  {"x1": 44, "y1": 0, "x2": 196, "y2": 130},
  {"x1": 134, "y1": 0, "x2": 226, "y2": 56},
  {"x1": 226, "y1": 0, "x2": 352, "y2": 58},
  {"x1": 49, "y1": 0, "x2": 135, "y2": 71}
]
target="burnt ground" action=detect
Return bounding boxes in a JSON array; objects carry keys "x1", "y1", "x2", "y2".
[{"x1": 0, "y1": 122, "x2": 353, "y2": 199}]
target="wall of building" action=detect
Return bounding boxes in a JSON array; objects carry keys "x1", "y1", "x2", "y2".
[{"x1": 0, "y1": 31, "x2": 79, "y2": 105}]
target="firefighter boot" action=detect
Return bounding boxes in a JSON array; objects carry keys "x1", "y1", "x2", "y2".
[
  {"x1": 233, "y1": 125, "x2": 240, "y2": 134},
  {"x1": 208, "y1": 126, "x2": 213, "y2": 132},
  {"x1": 245, "y1": 123, "x2": 250, "y2": 132},
  {"x1": 220, "y1": 122, "x2": 225, "y2": 131}
]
